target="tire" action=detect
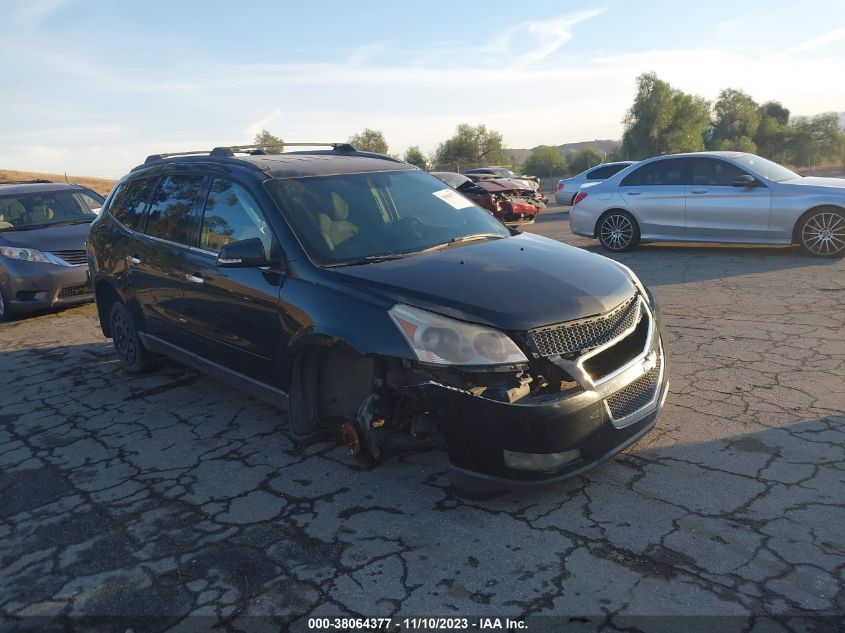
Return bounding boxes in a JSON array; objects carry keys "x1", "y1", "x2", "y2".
[
  {"x1": 109, "y1": 302, "x2": 156, "y2": 373},
  {"x1": 0, "y1": 288, "x2": 12, "y2": 322},
  {"x1": 797, "y1": 208, "x2": 845, "y2": 258},
  {"x1": 597, "y1": 211, "x2": 641, "y2": 252}
]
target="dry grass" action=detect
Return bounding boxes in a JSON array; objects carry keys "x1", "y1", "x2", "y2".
[{"x1": 0, "y1": 168, "x2": 116, "y2": 196}]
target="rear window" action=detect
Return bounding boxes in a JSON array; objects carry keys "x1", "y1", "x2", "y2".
[
  {"x1": 144, "y1": 175, "x2": 206, "y2": 245},
  {"x1": 621, "y1": 159, "x2": 685, "y2": 186},
  {"x1": 109, "y1": 178, "x2": 156, "y2": 231}
]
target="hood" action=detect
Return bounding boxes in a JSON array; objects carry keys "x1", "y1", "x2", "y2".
[
  {"x1": 0, "y1": 222, "x2": 91, "y2": 252},
  {"x1": 334, "y1": 232, "x2": 635, "y2": 331},
  {"x1": 779, "y1": 176, "x2": 845, "y2": 191}
]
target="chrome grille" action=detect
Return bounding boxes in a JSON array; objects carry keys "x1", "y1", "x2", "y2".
[
  {"x1": 605, "y1": 353, "x2": 662, "y2": 420},
  {"x1": 50, "y1": 250, "x2": 87, "y2": 266},
  {"x1": 528, "y1": 295, "x2": 640, "y2": 358}
]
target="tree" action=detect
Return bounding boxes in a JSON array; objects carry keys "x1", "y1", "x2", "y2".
[
  {"x1": 253, "y1": 129, "x2": 284, "y2": 154},
  {"x1": 522, "y1": 145, "x2": 567, "y2": 177},
  {"x1": 754, "y1": 101, "x2": 791, "y2": 161},
  {"x1": 434, "y1": 123, "x2": 506, "y2": 172},
  {"x1": 567, "y1": 146, "x2": 604, "y2": 174},
  {"x1": 786, "y1": 114, "x2": 845, "y2": 171},
  {"x1": 708, "y1": 88, "x2": 761, "y2": 152},
  {"x1": 349, "y1": 128, "x2": 388, "y2": 154},
  {"x1": 403, "y1": 145, "x2": 428, "y2": 169},
  {"x1": 621, "y1": 72, "x2": 711, "y2": 159}
]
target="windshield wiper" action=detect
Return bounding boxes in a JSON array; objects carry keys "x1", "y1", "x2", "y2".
[
  {"x1": 4, "y1": 219, "x2": 93, "y2": 231},
  {"x1": 324, "y1": 253, "x2": 409, "y2": 268},
  {"x1": 422, "y1": 232, "x2": 505, "y2": 252}
]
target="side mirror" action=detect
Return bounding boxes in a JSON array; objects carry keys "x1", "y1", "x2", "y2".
[
  {"x1": 216, "y1": 237, "x2": 268, "y2": 268},
  {"x1": 732, "y1": 174, "x2": 757, "y2": 187}
]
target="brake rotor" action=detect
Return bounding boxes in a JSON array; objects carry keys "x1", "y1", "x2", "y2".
[{"x1": 340, "y1": 421, "x2": 361, "y2": 456}]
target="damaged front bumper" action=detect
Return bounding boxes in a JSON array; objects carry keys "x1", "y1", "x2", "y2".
[{"x1": 404, "y1": 295, "x2": 668, "y2": 489}]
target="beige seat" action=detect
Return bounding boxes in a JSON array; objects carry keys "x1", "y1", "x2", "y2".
[
  {"x1": 25, "y1": 203, "x2": 54, "y2": 224},
  {"x1": 318, "y1": 192, "x2": 358, "y2": 251},
  {"x1": 0, "y1": 199, "x2": 25, "y2": 228}
]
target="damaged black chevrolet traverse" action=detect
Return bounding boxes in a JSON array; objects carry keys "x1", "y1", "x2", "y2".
[{"x1": 87, "y1": 143, "x2": 668, "y2": 488}]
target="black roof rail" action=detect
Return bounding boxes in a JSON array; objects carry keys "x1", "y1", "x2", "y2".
[
  {"x1": 143, "y1": 142, "x2": 357, "y2": 165},
  {"x1": 0, "y1": 179, "x2": 54, "y2": 185}
]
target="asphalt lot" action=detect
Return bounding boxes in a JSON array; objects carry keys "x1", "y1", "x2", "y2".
[{"x1": 1, "y1": 207, "x2": 844, "y2": 631}]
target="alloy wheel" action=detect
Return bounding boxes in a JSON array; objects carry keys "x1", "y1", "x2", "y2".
[
  {"x1": 112, "y1": 310, "x2": 137, "y2": 365},
  {"x1": 600, "y1": 214, "x2": 635, "y2": 250},
  {"x1": 801, "y1": 211, "x2": 845, "y2": 256}
]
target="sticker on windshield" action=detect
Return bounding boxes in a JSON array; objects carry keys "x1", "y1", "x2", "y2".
[{"x1": 432, "y1": 188, "x2": 474, "y2": 210}]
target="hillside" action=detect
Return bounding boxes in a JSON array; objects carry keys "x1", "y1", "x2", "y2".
[
  {"x1": 0, "y1": 169, "x2": 116, "y2": 196},
  {"x1": 505, "y1": 139, "x2": 621, "y2": 166}
]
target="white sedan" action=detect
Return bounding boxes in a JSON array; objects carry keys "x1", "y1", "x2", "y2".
[{"x1": 569, "y1": 152, "x2": 845, "y2": 257}]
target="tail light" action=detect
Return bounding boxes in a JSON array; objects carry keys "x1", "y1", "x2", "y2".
[
  {"x1": 573, "y1": 192, "x2": 588, "y2": 205},
  {"x1": 556, "y1": 181, "x2": 564, "y2": 190}
]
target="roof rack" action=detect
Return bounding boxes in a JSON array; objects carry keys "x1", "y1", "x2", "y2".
[
  {"x1": 143, "y1": 142, "x2": 356, "y2": 165},
  {"x1": 0, "y1": 179, "x2": 54, "y2": 185}
]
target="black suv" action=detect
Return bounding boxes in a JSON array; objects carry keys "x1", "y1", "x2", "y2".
[{"x1": 88, "y1": 144, "x2": 667, "y2": 488}]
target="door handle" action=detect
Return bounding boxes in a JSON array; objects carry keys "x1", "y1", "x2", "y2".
[
  {"x1": 126, "y1": 255, "x2": 141, "y2": 265},
  {"x1": 626, "y1": 191, "x2": 641, "y2": 196},
  {"x1": 185, "y1": 273, "x2": 204, "y2": 284},
  {"x1": 690, "y1": 188, "x2": 708, "y2": 194}
]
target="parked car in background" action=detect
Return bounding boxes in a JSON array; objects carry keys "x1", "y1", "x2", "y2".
[
  {"x1": 88, "y1": 143, "x2": 666, "y2": 489},
  {"x1": 555, "y1": 161, "x2": 635, "y2": 205},
  {"x1": 464, "y1": 166, "x2": 542, "y2": 194},
  {"x1": 570, "y1": 152, "x2": 845, "y2": 257},
  {"x1": 0, "y1": 181, "x2": 104, "y2": 320},
  {"x1": 431, "y1": 171, "x2": 544, "y2": 225}
]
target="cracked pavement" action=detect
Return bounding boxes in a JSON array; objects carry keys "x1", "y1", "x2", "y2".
[{"x1": 1, "y1": 210, "x2": 844, "y2": 631}]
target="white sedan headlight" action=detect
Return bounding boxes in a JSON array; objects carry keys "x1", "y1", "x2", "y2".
[
  {"x1": 0, "y1": 246, "x2": 50, "y2": 263},
  {"x1": 389, "y1": 304, "x2": 527, "y2": 366}
]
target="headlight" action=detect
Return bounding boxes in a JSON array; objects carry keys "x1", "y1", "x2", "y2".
[
  {"x1": 0, "y1": 246, "x2": 50, "y2": 263},
  {"x1": 389, "y1": 304, "x2": 527, "y2": 366}
]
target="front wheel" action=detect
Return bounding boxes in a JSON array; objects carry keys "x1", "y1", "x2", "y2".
[
  {"x1": 597, "y1": 211, "x2": 640, "y2": 252},
  {"x1": 798, "y1": 208, "x2": 845, "y2": 257},
  {"x1": 0, "y1": 288, "x2": 12, "y2": 322},
  {"x1": 109, "y1": 302, "x2": 156, "y2": 373}
]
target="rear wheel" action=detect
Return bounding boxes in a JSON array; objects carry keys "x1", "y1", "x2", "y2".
[
  {"x1": 798, "y1": 208, "x2": 845, "y2": 257},
  {"x1": 109, "y1": 302, "x2": 156, "y2": 373},
  {"x1": 597, "y1": 211, "x2": 640, "y2": 252}
]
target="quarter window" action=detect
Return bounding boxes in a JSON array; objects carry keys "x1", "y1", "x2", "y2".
[
  {"x1": 200, "y1": 179, "x2": 272, "y2": 257},
  {"x1": 690, "y1": 158, "x2": 748, "y2": 186},
  {"x1": 145, "y1": 175, "x2": 205, "y2": 244},
  {"x1": 110, "y1": 178, "x2": 156, "y2": 231},
  {"x1": 621, "y1": 159, "x2": 685, "y2": 186}
]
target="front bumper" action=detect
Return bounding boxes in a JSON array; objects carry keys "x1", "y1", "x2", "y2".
[
  {"x1": 406, "y1": 298, "x2": 667, "y2": 489},
  {"x1": 0, "y1": 258, "x2": 93, "y2": 315}
]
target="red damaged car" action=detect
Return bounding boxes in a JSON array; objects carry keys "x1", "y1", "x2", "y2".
[{"x1": 431, "y1": 172, "x2": 544, "y2": 225}]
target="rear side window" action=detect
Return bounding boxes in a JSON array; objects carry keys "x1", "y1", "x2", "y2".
[
  {"x1": 690, "y1": 158, "x2": 748, "y2": 186},
  {"x1": 621, "y1": 159, "x2": 685, "y2": 186},
  {"x1": 110, "y1": 178, "x2": 156, "y2": 231},
  {"x1": 587, "y1": 164, "x2": 629, "y2": 180},
  {"x1": 200, "y1": 179, "x2": 272, "y2": 257},
  {"x1": 145, "y1": 175, "x2": 205, "y2": 245}
]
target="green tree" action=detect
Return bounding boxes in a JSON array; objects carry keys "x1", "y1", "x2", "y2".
[
  {"x1": 754, "y1": 101, "x2": 791, "y2": 161},
  {"x1": 567, "y1": 146, "x2": 604, "y2": 174},
  {"x1": 522, "y1": 145, "x2": 567, "y2": 177},
  {"x1": 348, "y1": 128, "x2": 389, "y2": 154},
  {"x1": 708, "y1": 88, "x2": 761, "y2": 152},
  {"x1": 403, "y1": 145, "x2": 428, "y2": 169},
  {"x1": 434, "y1": 123, "x2": 505, "y2": 171},
  {"x1": 253, "y1": 129, "x2": 284, "y2": 154},
  {"x1": 786, "y1": 114, "x2": 845, "y2": 170},
  {"x1": 621, "y1": 72, "x2": 711, "y2": 159}
]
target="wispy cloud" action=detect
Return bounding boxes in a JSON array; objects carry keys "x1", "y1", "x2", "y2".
[
  {"x1": 243, "y1": 109, "x2": 284, "y2": 140},
  {"x1": 786, "y1": 26, "x2": 845, "y2": 53},
  {"x1": 501, "y1": 10, "x2": 604, "y2": 68}
]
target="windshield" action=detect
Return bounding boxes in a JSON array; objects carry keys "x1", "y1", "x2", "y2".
[
  {"x1": 267, "y1": 170, "x2": 510, "y2": 266},
  {"x1": 0, "y1": 189, "x2": 104, "y2": 231},
  {"x1": 732, "y1": 155, "x2": 800, "y2": 182}
]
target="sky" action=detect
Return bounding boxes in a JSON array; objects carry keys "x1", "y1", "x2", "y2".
[{"x1": 2, "y1": 0, "x2": 845, "y2": 177}]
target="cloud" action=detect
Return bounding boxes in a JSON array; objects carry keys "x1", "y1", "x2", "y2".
[
  {"x1": 501, "y1": 9, "x2": 604, "y2": 68},
  {"x1": 243, "y1": 109, "x2": 284, "y2": 141},
  {"x1": 786, "y1": 26, "x2": 845, "y2": 54}
]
